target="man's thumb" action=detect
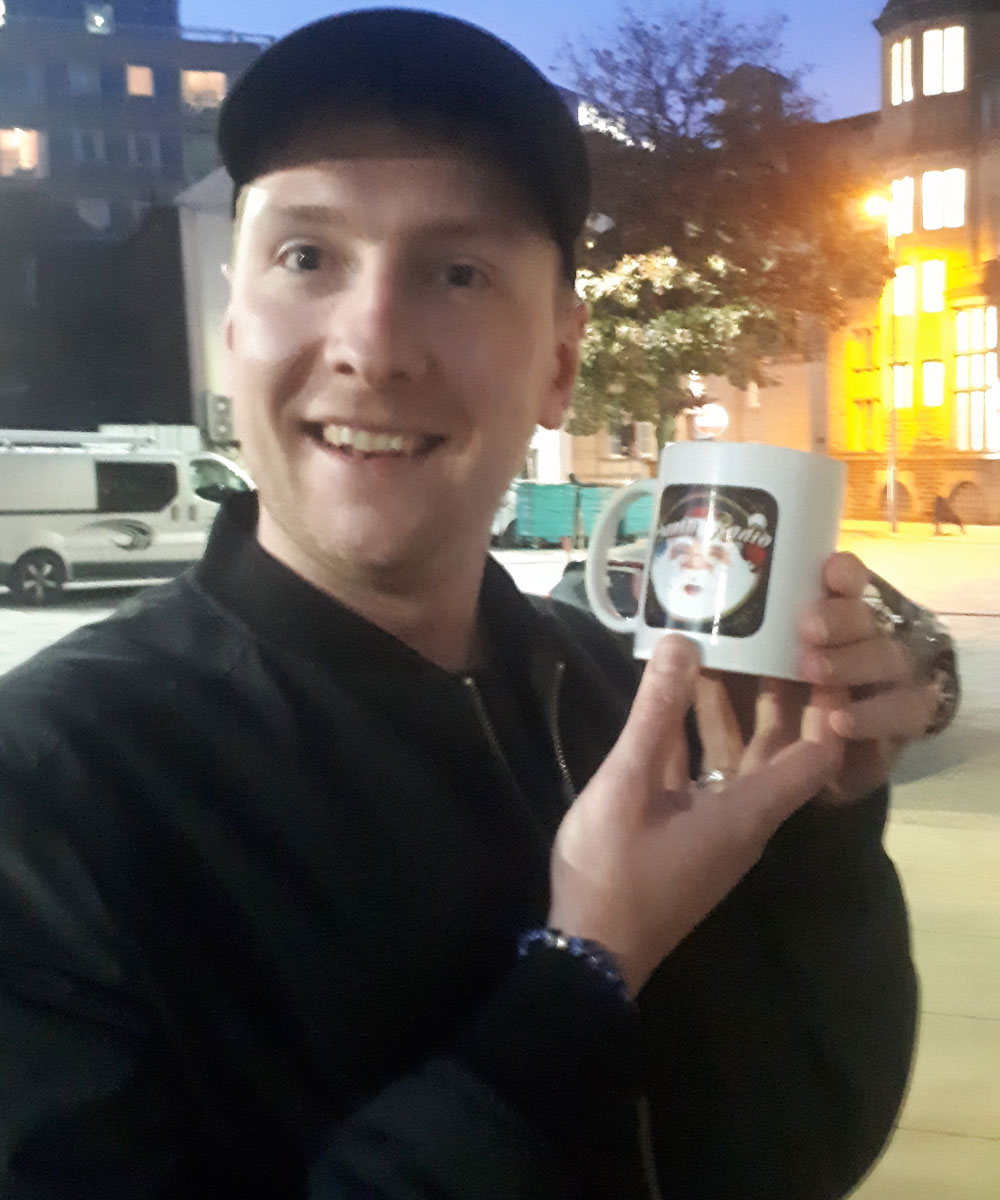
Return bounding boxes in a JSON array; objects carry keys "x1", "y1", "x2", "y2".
[{"x1": 613, "y1": 634, "x2": 700, "y2": 790}]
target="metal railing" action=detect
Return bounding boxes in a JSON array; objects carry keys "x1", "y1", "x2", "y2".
[{"x1": 3, "y1": 15, "x2": 274, "y2": 49}]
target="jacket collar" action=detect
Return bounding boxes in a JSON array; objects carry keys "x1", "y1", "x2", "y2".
[{"x1": 195, "y1": 491, "x2": 547, "y2": 678}]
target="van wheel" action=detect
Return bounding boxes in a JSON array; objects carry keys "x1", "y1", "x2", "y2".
[{"x1": 10, "y1": 550, "x2": 66, "y2": 606}]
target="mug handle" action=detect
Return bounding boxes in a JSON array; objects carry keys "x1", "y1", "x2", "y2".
[{"x1": 584, "y1": 478, "x2": 658, "y2": 634}]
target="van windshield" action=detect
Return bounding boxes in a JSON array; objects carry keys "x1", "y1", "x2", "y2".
[{"x1": 190, "y1": 456, "x2": 252, "y2": 502}]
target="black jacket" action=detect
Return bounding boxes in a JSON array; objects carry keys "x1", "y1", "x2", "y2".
[{"x1": 0, "y1": 495, "x2": 917, "y2": 1198}]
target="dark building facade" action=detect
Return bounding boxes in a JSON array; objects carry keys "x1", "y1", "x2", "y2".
[
  {"x1": 0, "y1": 0, "x2": 267, "y2": 428},
  {"x1": 0, "y1": 0, "x2": 266, "y2": 236}
]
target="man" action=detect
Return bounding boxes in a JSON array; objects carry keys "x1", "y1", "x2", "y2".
[
  {"x1": 0, "y1": 10, "x2": 942, "y2": 1198},
  {"x1": 932, "y1": 492, "x2": 966, "y2": 534}
]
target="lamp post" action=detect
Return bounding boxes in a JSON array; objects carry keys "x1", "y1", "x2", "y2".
[{"x1": 864, "y1": 193, "x2": 898, "y2": 533}]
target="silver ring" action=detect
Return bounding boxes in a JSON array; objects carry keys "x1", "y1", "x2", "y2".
[{"x1": 696, "y1": 768, "x2": 735, "y2": 792}]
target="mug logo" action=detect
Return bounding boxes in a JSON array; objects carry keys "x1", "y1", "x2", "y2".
[{"x1": 644, "y1": 485, "x2": 778, "y2": 637}]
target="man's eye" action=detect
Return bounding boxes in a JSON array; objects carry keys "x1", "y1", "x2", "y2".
[
  {"x1": 279, "y1": 244, "x2": 322, "y2": 273},
  {"x1": 442, "y1": 262, "x2": 484, "y2": 289}
]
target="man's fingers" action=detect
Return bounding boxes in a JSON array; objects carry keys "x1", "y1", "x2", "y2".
[
  {"x1": 722, "y1": 734, "x2": 842, "y2": 842},
  {"x1": 822, "y1": 551, "x2": 869, "y2": 600},
  {"x1": 800, "y1": 596, "x2": 882, "y2": 648},
  {"x1": 615, "y1": 635, "x2": 700, "y2": 792},
  {"x1": 740, "y1": 677, "x2": 806, "y2": 772},
  {"x1": 694, "y1": 672, "x2": 745, "y2": 777},
  {"x1": 830, "y1": 681, "x2": 937, "y2": 741},
  {"x1": 800, "y1": 636, "x2": 910, "y2": 689}
]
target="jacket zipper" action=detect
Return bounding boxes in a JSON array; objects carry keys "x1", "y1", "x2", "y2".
[
  {"x1": 544, "y1": 659, "x2": 663, "y2": 1200},
  {"x1": 462, "y1": 676, "x2": 538, "y2": 827},
  {"x1": 470, "y1": 659, "x2": 662, "y2": 1200},
  {"x1": 543, "y1": 659, "x2": 577, "y2": 806}
]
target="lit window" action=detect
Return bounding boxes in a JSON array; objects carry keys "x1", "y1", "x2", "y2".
[
  {"x1": 893, "y1": 265, "x2": 915, "y2": 315},
  {"x1": 127, "y1": 65, "x2": 154, "y2": 97},
  {"x1": 923, "y1": 26, "x2": 965, "y2": 96},
  {"x1": 72, "y1": 128, "x2": 105, "y2": 164},
  {"x1": 181, "y1": 70, "x2": 227, "y2": 110},
  {"x1": 76, "y1": 197, "x2": 111, "y2": 231},
  {"x1": 0, "y1": 3, "x2": 7, "y2": 30},
  {"x1": 85, "y1": 4, "x2": 114, "y2": 35},
  {"x1": 0, "y1": 127, "x2": 45, "y2": 177},
  {"x1": 954, "y1": 306, "x2": 999, "y2": 450},
  {"x1": 891, "y1": 38, "x2": 913, "y2": 105},
  {"x1": 989, "y1": 392, "x2": 1000, "y2": 451},
  {"x1": 921, "y1": 259, "x2": 945, "y2": 311},
  {"x1": 127, "y1": 130, "x2": 160, "y2": 169},
  {"x1": 922, "y1": 168, "x2": 965, "y2": 229},
  {"x1": 893, "y1": 363, "x2": 913, "y2": 408},
  {"x1": 922, "y1": 360, "x2": 944, "y2": 406},
  {"x1": 889, "y1": 176, "x2": 914, "y2": 236}
]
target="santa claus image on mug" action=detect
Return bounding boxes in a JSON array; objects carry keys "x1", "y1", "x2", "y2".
[{"x1": 645, "y1": 486, "x2": 778, "y2": 638}]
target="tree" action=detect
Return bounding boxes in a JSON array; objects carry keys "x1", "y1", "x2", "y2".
[
  {"x1": 562, "y1": 2, "x2": 890, "y2": 443},
  {"x1": 571, "y1": 250, "x2": 765, "y2": 446}
]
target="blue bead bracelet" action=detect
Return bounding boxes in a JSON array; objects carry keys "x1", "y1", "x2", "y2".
[{"x1": 517, "y1": 927, "x2": 633, "y2": 1007}]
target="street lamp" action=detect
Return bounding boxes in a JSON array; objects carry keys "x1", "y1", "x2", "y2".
[{"x1": 864, "y1": 192, "x2": 899, "y2": 533}]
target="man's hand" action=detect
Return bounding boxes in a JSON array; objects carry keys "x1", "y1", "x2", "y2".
[
  {"x1": 797, "y1": 552, "x2": 938, "y2": 802},
  {"x1": 547, "y1": 636, "x2": 842, "y2": 997}
]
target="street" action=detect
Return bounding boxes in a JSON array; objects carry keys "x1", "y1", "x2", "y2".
[{"x1": 0, "y1": 520, "x2": 998, "y2": 1197}]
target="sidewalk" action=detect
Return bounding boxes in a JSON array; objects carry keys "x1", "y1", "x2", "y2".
[{"x1": 848, "y1": 612, "x2": 1000, "y2": 1198}]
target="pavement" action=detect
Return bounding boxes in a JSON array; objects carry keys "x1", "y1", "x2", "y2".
[{"x1": 1, "y1": 519, "x2": 998, "y2": 1196}]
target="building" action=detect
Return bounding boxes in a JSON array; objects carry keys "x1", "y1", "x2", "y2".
[
  {"x1": 830, "y1": 0, "x2": 1000, "y2": 524},
  {"x1": 571, "y1": 2, "x2": 1000, "y2": 524},
  {"x1": 0, "y1": 0, "x2": 267, "y2": 428},
  {"x1": 0, "y1": 0, "x2": 267, "y2": 236}
]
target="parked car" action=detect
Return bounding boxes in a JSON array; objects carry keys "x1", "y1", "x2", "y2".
[{"x1": 552, "y1": 540, "x2": 960, "y2": 734}]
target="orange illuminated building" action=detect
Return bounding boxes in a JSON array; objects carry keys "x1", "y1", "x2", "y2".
[{"x1": 831, "y1": 0, "x2": 1000, "y2": 523}]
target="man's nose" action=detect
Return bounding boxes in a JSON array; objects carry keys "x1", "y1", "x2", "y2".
[{"x1": 325, "y1": 258, "x2": 427, "y2": 386}]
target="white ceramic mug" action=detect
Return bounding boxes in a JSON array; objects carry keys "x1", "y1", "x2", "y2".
[{"x1": 585, "y1": 442, "x2": 847, "y2": 680}]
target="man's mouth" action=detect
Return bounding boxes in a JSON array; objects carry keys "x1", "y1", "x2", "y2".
[
  {"x1": 306, "y1": 423, "x2": 445, "y2": 459},
  {"x1": 683, "y1": 582, "x2": 702, "y2": 596}
]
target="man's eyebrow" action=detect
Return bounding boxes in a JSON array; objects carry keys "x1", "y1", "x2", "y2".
[{"x1": 258, "y1": 207, "x2": 527, "y2": 240}]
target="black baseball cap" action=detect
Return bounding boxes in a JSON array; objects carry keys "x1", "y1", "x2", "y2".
[{"x1": 217, "y1": 7, "x2": 591, "y2": 280}]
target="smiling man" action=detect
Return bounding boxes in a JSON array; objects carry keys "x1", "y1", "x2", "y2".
[{"x1": 0, "y1": 9, "x2": 936, "y2": 1200}]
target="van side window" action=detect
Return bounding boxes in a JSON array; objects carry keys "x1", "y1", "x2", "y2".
[
  {"x1": 96, "y1": 462, "x2": 178, "y2": 512},
  {"x1": 189, "y1": 456, "x2": 251, "y2": 501}
]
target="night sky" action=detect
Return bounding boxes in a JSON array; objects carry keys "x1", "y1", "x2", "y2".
[{"x1": 180, "y1": 1, "x2": 889, "y2": 122}]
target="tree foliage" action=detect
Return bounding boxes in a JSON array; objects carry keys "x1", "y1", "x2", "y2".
[{"x1": 562, "y1": 1, "x2": 891, "y2": 443}]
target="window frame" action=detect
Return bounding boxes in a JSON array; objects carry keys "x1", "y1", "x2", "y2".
[
  {"x1": 72, "y1": 127, "x2": 107, "y2": 166},
  {"x1": 893, "y1": 265, "x2": 915, "y2": 316},
  {"x1": 922, "y1": 168, "x2": 966, "y2": 230},
  {"x1": 891, "y1": 37, "x2": 913, "y2": 105},
  {"x1": 127, "y1": 130, "x2": 161, "y2": 170},
  {"x1": 892, "y1": 362, "x2": 913, "y2": 409},
  {"x1": 126, "y1": 64, "x2": 155, "y2": 98}
]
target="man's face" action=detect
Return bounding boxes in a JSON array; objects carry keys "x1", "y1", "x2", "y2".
[
  {"x1": 224, "y1": 121, "x2": 582, "y2": 591},
  {"x1": 651, "y1": 532, "x2": 758, "y2": 624}
]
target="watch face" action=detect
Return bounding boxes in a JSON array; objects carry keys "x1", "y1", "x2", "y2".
[{"x1": 644, "y1": 484, "x2": 777, "y2": 638}]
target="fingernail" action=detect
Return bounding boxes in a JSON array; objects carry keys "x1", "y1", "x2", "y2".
[
  {"x1": 656, "y1": 633, "x2": 701, "y2": 683},
  {"x1": 828, "y1": 708, "x2": 854, "y2": 737}
]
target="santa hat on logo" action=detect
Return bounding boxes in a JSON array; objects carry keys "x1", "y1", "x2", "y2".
[{"x1": 678, "y1": 503, "x2": 769, "y2": 571}]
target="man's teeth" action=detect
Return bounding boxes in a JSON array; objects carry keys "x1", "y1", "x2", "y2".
[{"x1": 321, "y1": 426, "x2": 408, "y2": 453}]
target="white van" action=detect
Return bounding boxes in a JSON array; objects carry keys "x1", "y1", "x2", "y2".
[{"x1": 0, "y1": 429, "x2": 253, "y2": 605}]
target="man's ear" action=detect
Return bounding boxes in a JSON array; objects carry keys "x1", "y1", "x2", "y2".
[
  {"x1": 539, "y1": 299, "x2": 587, "y2": 430},
  {"x1": 221, "y1": 302, "x2": 235, "y2": 395}
]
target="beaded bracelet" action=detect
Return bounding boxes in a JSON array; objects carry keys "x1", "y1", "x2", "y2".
[{"x1": 517, "y1": 927, "x2": 633, "y2": 1007}]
